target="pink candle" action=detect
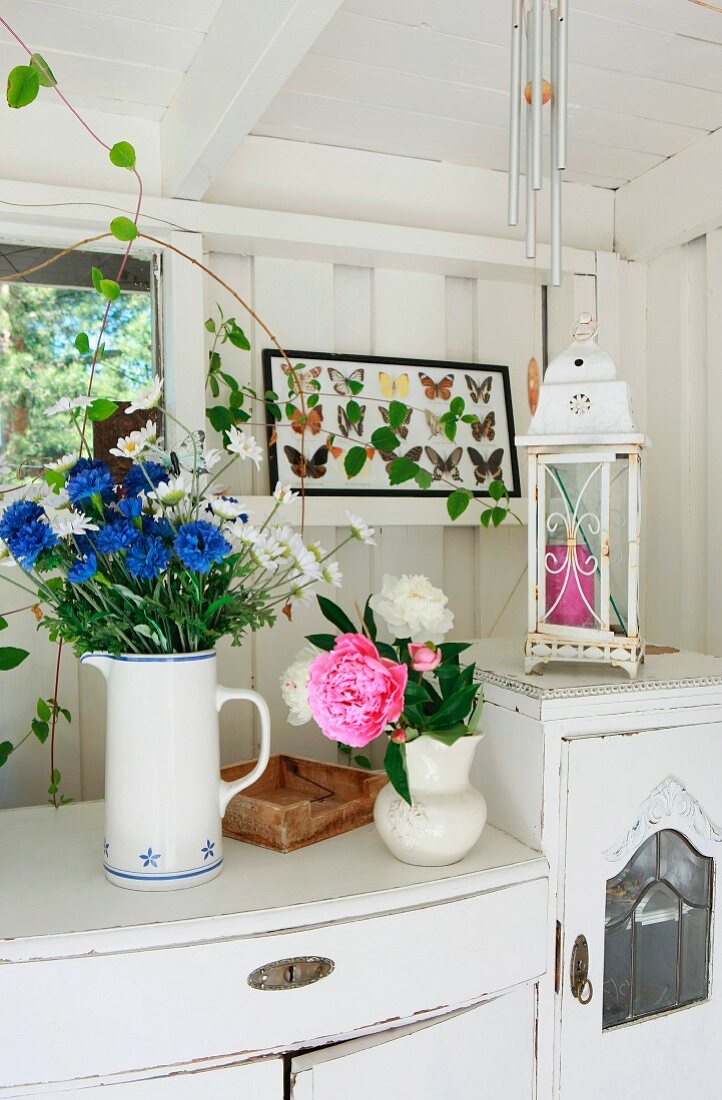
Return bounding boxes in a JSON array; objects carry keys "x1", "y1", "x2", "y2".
[{"x1": 545, "y1": 544, "x2": 596, "y2": 628}]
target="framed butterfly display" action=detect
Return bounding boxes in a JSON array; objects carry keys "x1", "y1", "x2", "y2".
[{"x1": 262, "y1": 350, "x2": 520, "y2": 498}]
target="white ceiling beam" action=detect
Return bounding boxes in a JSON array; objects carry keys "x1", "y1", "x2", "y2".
[
  {"x1": 160, "y1": 0, "x2": 346, "y2": 199},
  {"x1": 615, "y1": 128, "x2": 722, "y2": 260}
]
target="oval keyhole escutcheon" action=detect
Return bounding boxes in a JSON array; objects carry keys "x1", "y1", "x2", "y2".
[
  {"x1": 248, "y1": 956, "x2": 334, "y2": 991},
  {"x1": 570, "y1": 934, "x2": 593, "y2": 1004}
]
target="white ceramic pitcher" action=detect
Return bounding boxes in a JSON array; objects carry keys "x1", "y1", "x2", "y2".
[{"x1": 81, "y1": 650, "x2": 271, "y2": 891}]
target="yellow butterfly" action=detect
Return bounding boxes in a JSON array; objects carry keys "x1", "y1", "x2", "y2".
[{"x1": 378, "y1": 371, "x2": 409, "y2": 400}]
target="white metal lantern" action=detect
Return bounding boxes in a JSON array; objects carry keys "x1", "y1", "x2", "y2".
[{"x1": 518, "y1": 313, "x2": 646, "y2": 678}]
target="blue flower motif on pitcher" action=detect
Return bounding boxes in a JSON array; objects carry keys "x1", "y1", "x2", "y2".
[
  {"x1": 201, "y1": 839, "x2": 215, "y2": 861},
  {"x1": 103, "y1": 839, "x2": 109, "y2": 858},
  {"x1": 140, "y1": 847, "x2": 160, "y2": 868}
]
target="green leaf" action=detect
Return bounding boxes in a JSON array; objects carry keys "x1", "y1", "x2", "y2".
[
  {"x1": 91, "y1": 267, "x2": 103, "y2": 293},
  {"x1": 109, "y1": 141, "x2": 136, "y2": 171},
  {"x1": 415, "y1": 467, "x2": 433, "y2": 490},
  {"x1": 404, "y1": 680, "x2": 430, "y2": 705},
  {"x1": 491, "y1": 506, "x2": 507, "y2": 527},
  {"x1": 443, "y1": 418, "x2": 457, "y2": 442},
  {"x1": 439, "y1": 641, "x2": 471, "y2": 661},
  {"x1": 53, "y1": 768, "x2": 61, "y2": 785},
  {"x1": 29, "y1": 53, "x2": 57, "y2": 88},
  {"x1": 87, "y1": 398, "x2": 119, "y2": 422},
  {"x1": 447, "y1": 490, "x2": 471, "y2": 521},
  {"x1": 0, "y1": 647, "x2": 29, "y2": 671},
  {"x1": 99, "y1": 278, "x2": 120, "y2": 301},
  {"x1": 204, "y1": 317, "x2": 216, "y2": 333},
  {"x1": 0, "y1": 616, "x2": 6, "y2": 631},
  {"x1": 32, "y1": 718, "x2": 49, "y2": 744},
  {"x1": 370, "y1": 426, "x2": 399, "y2": 452},
  {"x1": 305, "y1": 633, "x2": 336, "y2": 652},
  {"x1": 387, "y1": 400, "x2": 409, "y2": 429},
  {"x1": 208, "y1": 374, "x2": 219, "y2": 398},
  {"x1": 37, "y1": 697, "x2": 51, "y2": 721},
  {"x1": 425, "y1": 684, "x2": 479, "y2": 729},
  {"x1": 467, "y1": 687, "x2": 484, "y2": 734},
  {"x1": 0, "y1": 741, "x2": 13, "y2": 768},
  {"x1": 384, "y1": 740, "x2": 411, "y2": 805},
  {"x1": 345, "y1": 400, "x2": 361, "y2": 425},
  {"x1": 344, "y1": 446, "x2": 367, "y2": 479},
  {"x1": 74, "y1": 331, "x2": 91, "y2": 355},
  {"x1": 207, "y1": 405, "x2": 234, "y2": 432},
  {"x1": 307, "y1": 394, "x2": 319, "y2": 410},
  {"x1": 59, "y1": 707, "x2": 72, "y2": 723},
  {"x1": 388, "y1": 456, "x2": 418, "y2": 485},
  {"x1": 362, "y1": 596, "x2": 377, "y2": 642},
  {"x1": 450, "y1": 396, "x2": 465, "y2": 417},
  {"x1": 285, "y1": 402, "x2": 297, "y2": 419},
  {"x1": 480, "y1": 509, "x2": 493, "y2": 528},
  {"x1": 316, "y1": 594, "x2": 356, "y2": 635},
  {"x1": 227, "y1": 323, "x2": 250, "y2": 350},
  {"x1": 109, "y1": 215, "x2": 138, "y2": 242},
  {"x1": 426, "y1": 727, "x2": 470, "y2": 747},
  {"x1": 6, "y1": 65, "x2": 40, "y2": 109},
  {"x1": 489, "y1": 479, "x2": 506, "y2": 502},
  {"x1": 348, "y1": 379, "x2": 364, "y2": 395},
  {"x1": 338, "y1": 743, "x2": 352, "y2": 756},
  {"x1": 354, "y1": 755, "x2": 372, "y2": 769}
]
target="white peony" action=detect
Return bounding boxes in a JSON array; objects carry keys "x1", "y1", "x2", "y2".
[
  {"x1": 370, "y1": 573, "x2": 454, "y2": 644},
  {"x1": 280, "y1": 646, "x2": 317, "y2": 726}
]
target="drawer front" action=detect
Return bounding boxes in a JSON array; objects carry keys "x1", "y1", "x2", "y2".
[{"x1": 1, "y1": 877, "x2": 547, "y2": 1089}]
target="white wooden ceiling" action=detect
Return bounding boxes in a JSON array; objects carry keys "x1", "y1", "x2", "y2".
[
  {"x1": 252, "y1": 0, "x2": 722, "y2": 189},
  {"x1": 0, "y1": 0, "x2": 223, "y2": 122}
]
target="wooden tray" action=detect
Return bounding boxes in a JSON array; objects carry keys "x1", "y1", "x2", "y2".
[{"x1": 221, "y1": 755, "x2": 388, "y2": 853}]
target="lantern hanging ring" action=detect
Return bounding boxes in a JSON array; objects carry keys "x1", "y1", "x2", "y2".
[{"x1": 570, "y1": 311, "x2": 598, "y2": 342}]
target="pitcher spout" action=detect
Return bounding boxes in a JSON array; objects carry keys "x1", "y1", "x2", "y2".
[{"x1": 80, "y1": 652, "x2": 113, "y2": 681}]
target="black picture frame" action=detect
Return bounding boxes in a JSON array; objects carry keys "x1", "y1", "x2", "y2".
[{"x1": 262, "y1": 349, "x2": 521, "y2": 498}]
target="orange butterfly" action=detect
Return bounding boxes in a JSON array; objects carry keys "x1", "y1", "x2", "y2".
[
  {"x1": 419, "y1": 372, "x2": 454, "y2": 401},
  {"x1": 290, "y1": 405, "x2": 323, "y2": 435}
]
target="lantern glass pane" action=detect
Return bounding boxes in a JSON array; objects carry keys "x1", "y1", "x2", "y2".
[
  {"x1": 541, "y1": 461, "x2": 603, "y2": 631},
  {"x1": 609, "y1": 457, "x2": 631, "y2": 635}
]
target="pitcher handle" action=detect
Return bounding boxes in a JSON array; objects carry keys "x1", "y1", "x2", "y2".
[{"x1": 217, "y1": 686, "x2": 272, "y2": 816}]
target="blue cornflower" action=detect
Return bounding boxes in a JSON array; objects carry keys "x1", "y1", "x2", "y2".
[
  {"x1": 67, "y1": 458, "x2": 105, "y2": 478},
  {"x1": 117, "y1": 496, "x2": 143, "y2": 519},
  {"x1": 67, "y1": 462, "x2": 114, "y2": 505},
  {"x1": 126, "y1": 535, "x2": 172, "y2": 581},
  {"x1": 123, "y1": 462, "x2": 166, "y2": 498},
  {"x1": 142, "y1": 516, "x2": 174, "y2": 541},
  {"x1": 0, "y1": 500, "x2": 44, "y2": 542},
  {"x1": 174, "y1": 521, "x2": 231, "y2": 574},
  {"x1": 95, "y1": 519, "x2": 138, "y2": 554},
  {"x1": 68, "y1": 552, "x2": 97, "y2": 584}
]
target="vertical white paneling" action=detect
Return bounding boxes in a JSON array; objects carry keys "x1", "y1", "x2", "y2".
[
  {"x1": 162, "y1": 232, "x2": 206, "y2": 446},
  {"x1": 546, "y1": 273, "x2": 597, "y2": 362},
  {"x1": 334, "y1": 264, "x2": 373, "y2": 354},
  {"x1": 706, "y1": 230, "x2": 722, "y2": 657}
]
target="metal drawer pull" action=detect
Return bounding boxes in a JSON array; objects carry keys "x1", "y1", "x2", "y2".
[{"x1": 248, "y1": 956, "x2": 334, "y2": 991}]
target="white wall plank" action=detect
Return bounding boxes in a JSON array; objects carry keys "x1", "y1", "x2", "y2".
[{"x1": 706, "y1": 230, "x2": 722, "y2": 657}]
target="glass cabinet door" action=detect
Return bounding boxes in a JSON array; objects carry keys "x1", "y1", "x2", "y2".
[{"x1": 603, "y1": 830, "x2": 712, "y2": 1029}]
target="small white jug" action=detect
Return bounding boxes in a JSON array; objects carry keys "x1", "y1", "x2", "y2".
[{"x1": 81, "y1": 650, "x2": 270, "y2": 891}]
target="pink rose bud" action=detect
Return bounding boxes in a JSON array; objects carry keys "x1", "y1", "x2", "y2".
[
  {"x1": 408, "y1": 642, "x2": 442, "y2": 672},
  {"x1": 390, "y1": 728, "x2": 407, "y2": 743}
]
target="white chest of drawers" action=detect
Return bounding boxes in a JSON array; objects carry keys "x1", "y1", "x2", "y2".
[{"x1": 0, "y1": 801, "x2": 548, "y2": 1098}]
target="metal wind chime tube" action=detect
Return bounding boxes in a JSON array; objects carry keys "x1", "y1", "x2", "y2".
[
  {"x1": 508, "y1": 0, "x2": 523, "y2": 226},
  {"x1": 508, "y1": 0, "x2": 569, "y2": 285},
  {"x1": 525, "y1": 4, "x2": 536, "y2": 259}
]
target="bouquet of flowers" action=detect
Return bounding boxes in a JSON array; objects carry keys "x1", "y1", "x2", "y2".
[
  {"x1": 0, "y1": 386, "x2": 373, "y2": 656},
  {"x1": 281, "y1": 575, "x2": 483, "y2": 803}
]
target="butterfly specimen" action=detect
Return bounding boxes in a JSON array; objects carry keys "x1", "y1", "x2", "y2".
[
  {"x1": 465, "y1": 374, "x2": 492, "y2": 404},
  {"x1": 380, "y1": 405, "x2": 413, "y2": 440},
  {"x1": 425, "y1": 410, "x2": 444, "y2": 438},
  {"x1": 419, "y1": 372, "x2": 454, "y2": 401},
  {"x1": 424, "y1": 446, "x2": 463, "y2": 482},
  {"x1": 290, "y1": 405, "x2": 323, "y2": 435},
  {"x1": 467, "y1": 447, "x2": 504, "y2": 485},
  {"x1": 378, "y1": 445, "x2": 422, "y2": 475},
  {"x1": 147, "y1": 431, "x2": 208, "y2": 473},
  {"x1": 471, "y1": 411, "x2": 496, "y2": 442},
  {"x1": 281, "y1": 363, "x2": 321, "y2": 395},
  {"x1": 337, "y1": 405, "x2": 366, "y2": 438},
  {"x1": 328, "y1": 366, "x2": 365, "y2": 396},
  {"x1": 283, "y1": 445, "x2": 329, "y2": 479},
  {"x1": 379, "y1": 372, "x2": 409, "y2": 400}
]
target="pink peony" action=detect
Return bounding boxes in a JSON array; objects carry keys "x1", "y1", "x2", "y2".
[
  {"x1": 307, "y1": 633, "x2": 408, "y2": 748},
  {"x1": 408, "y1": 642, "x2": 442, "y2": 672}
]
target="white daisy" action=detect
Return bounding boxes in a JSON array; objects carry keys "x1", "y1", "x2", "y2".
[
  {"x1": 273, "y1": 482, "x2": 297, "y2": 505},
  {"x1": 204, "y1": 448, "x2": 223, "y2": 471},
  {"x1": 322, "y1": 561, "x2": 343, "y2": 587},
  {"x1": 125, "y1": 377, "x2": 162, "y2": 415},
  {"x1": 307, "y1": 540, "x2": 325, "y2": 562},
  {"x1": 46, "y1": 453, "x2": 77, "y2": 474},
  {"x1": 0, "y1": 537, "x2": 16, "y2": 566},
  {"x1": 44, "y1": 396, "x2": 93, "y2": 417},
  {"x1": 287, "y1": 535, "x2": 322, "y2": 582},
  {"x1": 346, "y1": 511, "x2": 376, "y2": 546},
  {"x1": 51, "y1": 511, "x2": 99, "y2": 538},
  {"x1": 251, "y1": 545, "x2": 278, "y2": 572},
  {"x1": 229, "y1": 520, "x2": 261, "y2": 546},
  {"x1": 225, "y1": 427, "x2": 263, "y2": 468},
  {"x1": 207, "y1": 495, "x2": 247, "y2": 521},
  {"x1": 148, "y1": 475, "x2": 190, "y2": 507},
  {"x1": 110, "y1": 434, "x2": 148, "y2": 460},
  {"x1": 288, "y1": 583, "x2": 313, "y2": 606}
]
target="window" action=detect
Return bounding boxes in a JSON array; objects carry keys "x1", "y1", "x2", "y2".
[
  {"x1": 0, "y1": 243, "x2": 158, "y2": 476},
  {"x1": 603, "y1": 829, "x2": 713, "y2": 1028}
]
